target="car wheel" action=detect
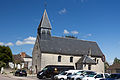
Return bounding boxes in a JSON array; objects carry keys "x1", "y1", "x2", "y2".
[
  {"x1": 60, "y1": 78, "x2": 64, "y2": 80},
  {"x1": 43, "y1": 76, "x2": 46, "y2": 79},
  {"x1": 76, "y1": 78, "x2": 81, "y2": 80}
]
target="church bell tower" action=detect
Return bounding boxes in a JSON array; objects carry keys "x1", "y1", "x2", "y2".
[{"x1": 37, "y1": 9, "x2": 52, "y2": 40}]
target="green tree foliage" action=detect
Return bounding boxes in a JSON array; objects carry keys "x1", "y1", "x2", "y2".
[
  {"x1": 0, "y1": 61, "x2": 6, "y2": 68},
  {"x1": 104, "y1": 62, "x2": 109, "y2": 72},
  {"x1": 0, "y1": 45, "x2": 13, "y2": 67},
  {"x1": 113, "y1": 57, "x2": 120, "y2": 64}
]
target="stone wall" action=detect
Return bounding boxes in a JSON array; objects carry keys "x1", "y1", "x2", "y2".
[{"x1": 40, "y1": 53, "x2": 104, "y2": 73}]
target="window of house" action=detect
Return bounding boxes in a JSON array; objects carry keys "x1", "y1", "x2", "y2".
[
  {"x1": 97, "y1": 59, "x2": 99, "y2": 64},
  {"x1": 58, "y1": 56, "x2": 61, "y2": 62},
  {"x1": 88, "y1": 64, "x2": 91, "y2": 70},
  {"x1": 94, "y1": 58, "x2": 96, "y2": 62},
  {"x1": 70, "y1": 57, "x2": 73, "y2": 62}
]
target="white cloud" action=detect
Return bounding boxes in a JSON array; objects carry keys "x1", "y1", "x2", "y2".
[
  {"x1": 83, "y1": 34, "x2": 92, "y2": 38},
  {"x1": 71, "y1": 31, "x2": 79, "y2": 34},
  {"x1": 5, "y1": 42, "x2": 14, "y2": 46},
  {"x1": 16, "y1": 40, "x2": 23, "y2": 45},
  {"x1": 87, "y1": 34, "x2": 92, "y2": 36},
  {"x1": 108, "y1": 60, "x2": 113, "y2": 65},
  {"x1": 16, "y1": 36, "x2": 36, "y2": 46},
  {"x1": 0, "y1": 42, "x2": 4, "y2": 45},
  {"x1": 0, "y1": 42, "x2": 14, "y2": 46},
  {"x1": 59, "y1": 8, "x2": 67, "y2": 14},
  {"x1": 31, "y1": 48, "x2": 33, "y2": 50},
  {"x1": 24, "y1": 36, "x2": 36, "y2": 41},
  {"x1": 64, "y1": 29, "x2": 69, "y2": 34}
]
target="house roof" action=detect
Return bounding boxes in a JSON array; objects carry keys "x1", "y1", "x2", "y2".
[
  {"x1": 24, "y1": 54, "x2": 32, "y2": 58},
  {"x1": 107, "y1": 63, "x2": 120, "y2": 70},
  {"x1": 76, "y1": 55, "x2": 96, "y2": 64},
  {"x1": 20, "y1": 52, "x2": 32, "y2": 58},
  {"x1": 39, "y1": 36, "x2": 104, "y2": 57},
  {"x1": 13, "y1": 54, "x2": 24, "y2": 63}
]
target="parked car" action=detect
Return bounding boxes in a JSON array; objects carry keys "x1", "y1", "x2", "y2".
[
  {"x1": 14, "y1": 69, "x2": 27, "y2": 77},
  {"x1": 54, "y1": 70, "x2": 81, "y2": 80},
  {"x1": 67, "y1": 70, "x2": 96, "y2": 80},
  {"x1": 100, "y1": 73, "x2": 120, "y2": 80},
  {"x1": 37, "y1": 65, "x2": 75, "y2": 79},
  {"x1": 82, "y1": 73, "x2": 110, "y2": 80}
]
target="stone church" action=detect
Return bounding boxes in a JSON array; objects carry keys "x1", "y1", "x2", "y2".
[{"x1": 32, "y1": 9, "x2": 105, "y2": 73}]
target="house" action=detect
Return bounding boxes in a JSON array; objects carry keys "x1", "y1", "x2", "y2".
[
  {"x1": 9, "y1": 52, "x2": 32, "y2": 69},
  {"x1": 32, "y1": 9, "x2": 105, "y2": 73},
  {"x1": 106, "y1": 63, "x2": 120, "y2": 73},
  {"x1": 20, "y1": 52, "x2": 32, "y2": 69},
  {"x1": 9, "y1": 54, "x2": 24, "y2": 69}
]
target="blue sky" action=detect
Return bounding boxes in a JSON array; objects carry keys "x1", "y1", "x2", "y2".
[{"x1": 0, "y1": 0, "x2": 120, "y2": 64}]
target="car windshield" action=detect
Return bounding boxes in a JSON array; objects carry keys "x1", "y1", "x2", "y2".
[
  {"x1": 87, "y1": 73, "x2": 96, "y2": 77},
  {"x1": 84, "y1": 71, "x2": 95, "y2": 75},
  {"x1": 73, "y1": 71, "x2": 84, "y2": 75},
  {"x1": 42, "y1": 67, "x2": 48, "y2": 71},
  {"x1": 60, "y1": 71, "x2": 67, "y2": 75},
  {"x1": 16, "y1": 70, "x2": 20, "y2": 72},
  {"x1": 110, "y1": 74, "x2": 120, "y2": 79},
  {"x1": 22, "y1": 70, "x2": 26, "y2": 73}
]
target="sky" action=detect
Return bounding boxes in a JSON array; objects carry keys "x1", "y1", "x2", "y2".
[{"x1": 0, "y1": 0, "x2": 120, "y2": 64}]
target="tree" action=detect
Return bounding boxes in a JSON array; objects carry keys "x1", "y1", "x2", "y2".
[
  {"x1": 0, "y1": 61, "x2": 6, "y2": 68},
  {"x1": 0, "y1": 45, "x2": 13, "y2": 67},
  {"x1": 113, "y1": 57, "x2": 120, "y2": 64},
  {"x1": 104, "y1": 62, "x2": 109, "y2": 73}
]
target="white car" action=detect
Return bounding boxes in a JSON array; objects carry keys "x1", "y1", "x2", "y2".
[
  {"x1": 54, "y1": 70, "x2": 81, "y2": 80},
  {"x1": 67, "y1": 70, "x2": 96, "y2": 80},
  {"x1": 82, "y1": 73, "x2": 110, "y2": 80}
]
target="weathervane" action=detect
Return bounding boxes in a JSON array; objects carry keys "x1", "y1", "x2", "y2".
[{"x1": 44, "y1": 0, "x2": 47, "y2": 9}]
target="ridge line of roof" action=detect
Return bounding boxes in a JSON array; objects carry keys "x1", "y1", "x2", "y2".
[{"x1": 51, "y1": 36, "x2": 96, "y2": 43}]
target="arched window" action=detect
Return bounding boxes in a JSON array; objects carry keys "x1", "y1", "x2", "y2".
[
  {"x1": 70, "y1": 57, "x2": 73, "y2": 62},
  {"x1": 58, "y1": 56, "x2": 61, "y2": 62},
  {"x1": 47, "y1": 31, "x2": 51, "y2": 35},
  {"x1": 42, "y1": 30, "x2": 45, "y2": 34}
]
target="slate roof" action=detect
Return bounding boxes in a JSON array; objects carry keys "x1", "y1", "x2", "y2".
[
  {"x1": 39, "y1": 36, "x2": 103, "y2": 57},
  {"x1": 24, "y1": 54, "x2": 32, "y2": 58},
  {"x1": 38, "y1": 9, "x2": 52, "y2": 29},
  {"x1": 76, "y1": 55, "x2": 96, "y2": 64}
]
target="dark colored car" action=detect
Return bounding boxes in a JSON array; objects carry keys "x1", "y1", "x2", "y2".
[
  {"x1": 100, "y1": 73, "x2": 120, "y2": 80},
  {"x1": 37, "y1": 65, "x2": 74, "y2": 79},
  {"x1": 15, "y1": 69, "x2": 27, "y2": 77}
]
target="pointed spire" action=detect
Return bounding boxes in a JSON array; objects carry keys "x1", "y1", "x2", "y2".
[{"x1": 38, "y1": 9, "x2": 52, "y2": 29}]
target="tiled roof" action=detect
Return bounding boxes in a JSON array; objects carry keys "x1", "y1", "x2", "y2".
[
  {"x1": 107, "y1": 63, "x2": 120, "y2": 70},
  {"x1": 13, "y1": 54, "x2": 24, "y2": 63},
  {"x1": 24, "y1": 54, "x2": 32, "y2": 58}
]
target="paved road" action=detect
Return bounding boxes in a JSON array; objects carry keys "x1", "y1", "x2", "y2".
[
  {"x1": 0, "y1": 74, "x2": 51, "y2": 80},
  {"x1": 0, "y1": 74, "x2": 18, "y2": 80}
]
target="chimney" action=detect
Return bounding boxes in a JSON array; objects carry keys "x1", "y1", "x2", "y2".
[{"x1": 20, "y1": 52, "x2": 26, "y2": 58}]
